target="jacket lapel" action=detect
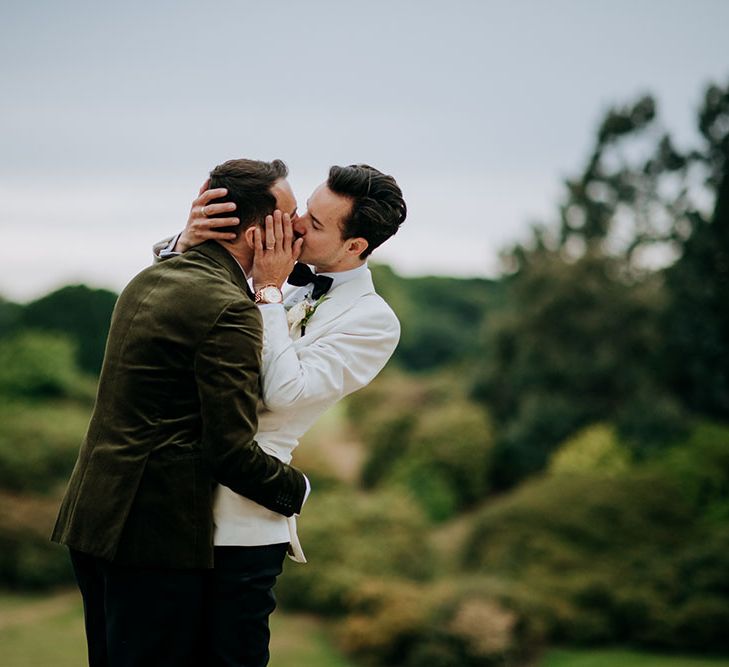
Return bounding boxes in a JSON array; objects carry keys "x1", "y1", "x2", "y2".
[{"x1": 293, "y1": 268, "x2": 376, "y2": 342}]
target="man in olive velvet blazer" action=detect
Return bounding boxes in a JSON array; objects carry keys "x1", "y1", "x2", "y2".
[{"x1": 51, "y1": 158, "x2": 307, "y2": 667}]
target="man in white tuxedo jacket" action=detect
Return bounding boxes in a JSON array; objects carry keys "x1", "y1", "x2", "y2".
[{"x1": 156, "y1": 163, "x2": 406, "y2": 666}]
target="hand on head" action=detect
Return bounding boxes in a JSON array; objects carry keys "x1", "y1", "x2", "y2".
[{"x1": 174, "y1": 179, "x2": 240, "y2": 253}]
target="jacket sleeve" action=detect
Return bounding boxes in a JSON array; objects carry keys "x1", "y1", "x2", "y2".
[
  {"x1": 259, "y1": 300, "x2": 400, "y2": 411},
  {"x1": 194, "y1": 298, "x2": 306, "y2": 516}
]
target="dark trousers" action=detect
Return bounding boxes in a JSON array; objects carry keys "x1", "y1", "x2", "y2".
[
  {"x1": 71, "y1": 544, "x2": 288, "y2": 667},
  {"x1": 70, "y1": 549, "x2": 209, "y2": 667},
  {"x1": 210, "y1": 544, "x2": 289, "y2": 667}
]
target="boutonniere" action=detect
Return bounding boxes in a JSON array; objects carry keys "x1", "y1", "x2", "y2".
[{"x1": 286, "y1": 295, "x2": 329, "y2": 336}]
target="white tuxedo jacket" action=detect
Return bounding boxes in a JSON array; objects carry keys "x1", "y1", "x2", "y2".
[{"x1": 213, "y1": 266, "x2": 400, "y2": 561}]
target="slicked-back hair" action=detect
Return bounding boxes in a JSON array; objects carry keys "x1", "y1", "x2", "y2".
[
  {"x1": 327, "y1": 164, "x2": 407, "y2": 258},
  {"x1": 207, "y1": 158, "x2": 289, "y2": 238}
]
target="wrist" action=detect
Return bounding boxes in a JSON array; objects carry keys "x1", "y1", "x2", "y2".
[
  {"x1": 252, "y1": 276, "x2": 286, "y2": 291},
  {"x1": 254, "y1": 284, "x2": 283, "y2": 305}
]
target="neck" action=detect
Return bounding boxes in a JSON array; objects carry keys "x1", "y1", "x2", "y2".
[{"x1": 217, "y1": 241, "x2": 252, "y2": 275}]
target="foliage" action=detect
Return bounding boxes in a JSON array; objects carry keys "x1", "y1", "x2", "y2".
[
  {"x1": 472, "y1": 251, "x2": 684, "y2": 486},
  {"x1": 0, "y1": 400, "x2": 91, "y2": 494},
  {"x1": 337, "y1": 576, "x2": 544, "y2": 667},
  {"x1": 659, "y1": 421, "x2": 729, "y2": 521},
  {"x1": 468, "y1": 84, "x2": 729, "y2": 487},
  {"x1": 0, "y1": 295, "x2": 23, "y2": 337},
  {"x1": 548, "y1": 423, "x2": 631, "y2": 477},
  {"x1": 20, "y1": 284, "x2": 117, "y2": 375},
  {"x1": 461, "y1": 471, "x2": 729, "y2": 651},
  {"x1": 661, "y1": 82, "x2": 729, "y2": 419},
  {"x1": 387, "y1": 401, "x2": 494, "y2": 520},
  {"x1": 370, "y1": 264, "x2": 504, "y2": 373},
  {"x1": 276, "y1": 488, "x2": 434, "y2": 616},
  {"x1": 349, "y1": 371, "x2": 494, "y2": 520},
  {"x1": 0, "y1": 332, "x2": 96, "y2": 402},
  {"x1": 0, "y1": 491, "x2": 74, "y2": 588}
]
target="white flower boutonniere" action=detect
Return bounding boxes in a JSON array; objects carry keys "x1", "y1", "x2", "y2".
[{"x1": 286, "y1": 295, "x2": 328, "y2": 336}]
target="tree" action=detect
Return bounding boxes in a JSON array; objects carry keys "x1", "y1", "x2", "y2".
[
  {"x1": 471, "y1": 83, "x2": 729, "y2": 487},
  {"x1": 472, "y1": 251, "x2": 682, "y2": 486},
  {"x1": 21, "y1": 285, "x2": 117, "y2": 375},
  {"x1": 662, "y1": 82, "x2": 729, "y2": 418}
]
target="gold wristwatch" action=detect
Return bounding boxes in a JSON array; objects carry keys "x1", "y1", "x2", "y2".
[{"x1": 254, "y1": 284, "x2": 283, "y2": 304}]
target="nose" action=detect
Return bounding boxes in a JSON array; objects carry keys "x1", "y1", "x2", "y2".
[{"x1": 293, "y1": 216, "x2": 306, "y2": 236}]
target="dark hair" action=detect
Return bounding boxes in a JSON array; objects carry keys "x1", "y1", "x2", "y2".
[
  {"x1": 207, "y1": 158, "x2": 288, "y2": 238},
  {"x1": 327, "y1": 164, "x2": 407, "y2": 258}
]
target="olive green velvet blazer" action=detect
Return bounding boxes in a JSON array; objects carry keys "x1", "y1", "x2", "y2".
[{"x1": 51, "y1": 241, "x2": 306, "y2": 568}]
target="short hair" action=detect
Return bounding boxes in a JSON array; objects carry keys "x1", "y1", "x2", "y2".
[
  {"x1": 327, "y1": 164, "x2": 407, "y2": 258},
  {"x1": 207, "y1": 158, "x2": 289, "y2": 238}
]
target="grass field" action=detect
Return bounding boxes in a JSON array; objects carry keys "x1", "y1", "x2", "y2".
[
  {"x1": 541, "y1": 648, "x2": 729, "y2": 667},
  {"x1": 0, "y1": 590, "x2": 353, "y2": 667},
  {"x1": 3, "y1": 590, "x2": 729, "y2": 667}
]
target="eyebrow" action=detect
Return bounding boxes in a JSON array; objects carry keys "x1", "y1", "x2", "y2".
[{"x1": 306, "y1": 199, "x2": 323, "y2": 227}]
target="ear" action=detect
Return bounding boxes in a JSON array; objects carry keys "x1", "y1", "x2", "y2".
[
  {"x1": 346, "y1": 237, "x2": 368, "y2": 257},
  {"x1": 243, "y1": 225, "x2": 257, "y2": 249}
]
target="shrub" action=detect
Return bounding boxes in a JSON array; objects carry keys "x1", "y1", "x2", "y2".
[
  {"x1": 276, "y1": 488, "x2": 435, "y2": 615},
  {"x1": 387, "y1": 401, "x2": 494, "y2": 521},
  {"x1": 659, "y1": 421, "x2": 729, "y2": 520},
  {"x1": 459, "y1": 470, "x2": 729, "y2": 651},
  {"x1": 0, "y1": 490, "x2": 73, "y2": 588},
  {"x1": 349, "y1": 371, "x2": 494, "y2": 520},
  {"x1": 463, "y1": 473, "x2": 693, "y2": 573},
  {"x1": 0, "y1": 401, "x2": 91, "y2": 493},
  {"x1": 337, "y1": 575, "x2": 544, "y2": 667},
  {"x1": 0, "y1": 331, "x2": 95, "y2": 401},
  {"x1": 548, "y1": 423, "x2": 631, "y2": 477}
]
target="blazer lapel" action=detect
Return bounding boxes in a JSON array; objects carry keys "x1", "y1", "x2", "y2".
[{"x1": 293, "y1": 268, "x2": 376, "y2": 341}]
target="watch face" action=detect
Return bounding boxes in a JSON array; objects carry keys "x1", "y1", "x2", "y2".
[{"x1": 261, "y1": 286, "x2": 283, "y2": 303}]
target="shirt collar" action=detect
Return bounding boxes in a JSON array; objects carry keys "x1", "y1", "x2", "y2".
[{"x1": 313, "y1": 262, "x2": 368, "y2": 291}]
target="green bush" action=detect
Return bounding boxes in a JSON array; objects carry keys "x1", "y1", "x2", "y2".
[
  {"x1": 460, "y1": 470, "x2": 729, "y2": 651},
  {"x1": 337, "y1": 576, "x2": 544, "y2": 667},
  {"x1": 463, "y1": 473, "x2": 692, "y2": 573},
  {"x1": 659, "y1": 421, "x2": 729, "y2": 520},
  {"x1": 548, "y1": 423, "x2": 631, "y2": 477},
  {"x1": 276, "y1": 488, "x2": 434, "y2": 615},
  {"x1": 387, "y1": 401, "x2": 493, "y2": 521},
  {"x1": 0, "y1": 331, "x2": 96, "y2": 401},
  {"x1": 0, "y1": 491, "x2": 74, "y2": 589},
  {"x1": 0, "y1": 295, "x2": 22, "y2": 337},
  {"x1": 0, "y1": 401, "x2": 91, "y2": 493},
  {"x1": 21, "y1": 284, "x2": 117, "y2": 374},
  {"x1": 349, "y1": 372, "x2": 493, "y2": 520}
]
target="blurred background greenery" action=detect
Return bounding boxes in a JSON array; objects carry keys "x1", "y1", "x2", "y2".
[{"x1": 1, "y1": 81, "x2": 728, "y2": 666}]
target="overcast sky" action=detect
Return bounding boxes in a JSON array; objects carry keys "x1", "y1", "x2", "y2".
[{"x1": 1, "y1": 0, "x2": 727, "y2": 301}]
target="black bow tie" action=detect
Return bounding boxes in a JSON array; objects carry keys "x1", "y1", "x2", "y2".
[{"x1": 287, "y1": 263, "x2": 334, "y2": 300}]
